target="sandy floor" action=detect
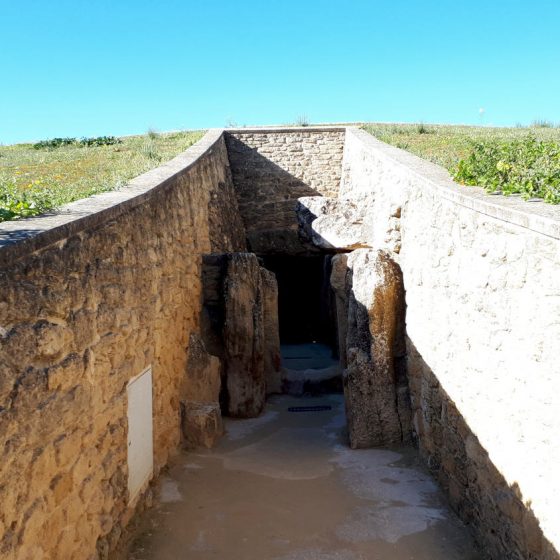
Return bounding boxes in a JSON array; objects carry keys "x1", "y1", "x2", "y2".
[{"x1": 126, "y1": 394, "x2": 480, "y2": 560}]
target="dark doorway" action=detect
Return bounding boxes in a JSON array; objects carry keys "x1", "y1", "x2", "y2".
[{"x1": 262, "y1": 255, "x2": 337, "y2": 349}]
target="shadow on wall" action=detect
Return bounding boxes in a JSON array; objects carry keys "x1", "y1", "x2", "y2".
[
  {"x1": 225, "y1": 135, "x2": 323, "y2": 255},
  {"x1": 407, "y1": 340, "x2": 560, "y2": 560}
]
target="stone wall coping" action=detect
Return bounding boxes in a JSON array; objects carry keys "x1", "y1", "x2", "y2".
[
  {"x1": 0, "y1": 129, "x2": 226, "y2": 267},
  {"x1": 224, "y1": 126, "x2": 347, "y2": 134},
  {"x1": 347, "y1": 127, "x2": 560, "y2": 240}
]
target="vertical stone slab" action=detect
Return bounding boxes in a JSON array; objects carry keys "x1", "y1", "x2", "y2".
[
  {"x1": 182, "y1": 333, "x2": 222, "y2": 403},
  {"x1": 180, "y1": 333, "x2": 224, "y2": 449},
  {"x1": 343, "y1": 249, "x2": 411, "y2": 448},
  {"x1": 260, "y1": 268, "x2": 282, "y2": 395},
  {"x1": 223, "y1": 253, "x2": 266, "y2": 417},
  {"x1": 330, "y1": 253, "x2": 349, "y2": 368}
]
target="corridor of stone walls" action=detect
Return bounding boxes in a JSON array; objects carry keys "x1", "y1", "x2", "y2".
[{"x1": 1, "y1": 127, "x2": 558, "y2": 560}]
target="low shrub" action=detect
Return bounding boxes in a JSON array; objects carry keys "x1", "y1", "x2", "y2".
[
  {"x1": 79, "y1": 136, "x2": 121, "y2": 147},
  {"x1": 33, "y1": 137, "x2": 76, "y2": 149},
  {"x1": 0, "y1": 180, "x2": 55, "y2": 221},
  {"x1": 454, "y1": 136, "x2": 560, "y2": 203},
  {"x1": 33, "y1": 136, "x2": 121, "y2": 149}
]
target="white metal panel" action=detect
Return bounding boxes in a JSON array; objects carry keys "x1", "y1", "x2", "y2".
[{"x1": 127, "y1": 367, "x2": 154, "y2": 504}]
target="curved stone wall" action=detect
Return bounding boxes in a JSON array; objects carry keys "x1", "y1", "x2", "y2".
[
  {"x1": 0, "y1": 129, "x2": 245, "y2": 559},
  {"x1": 2, "y1": 124, "x2": 559, "y2": 560},
  {"x1": 341, "y1": 127, "x2": 560, "y2": 559}
]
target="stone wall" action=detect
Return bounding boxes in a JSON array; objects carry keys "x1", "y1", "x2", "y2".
[
  {"x1": 225, "y1": 128, "x2": 345, "y2": 254},
  {"x1": 0, "y1": 130, "x2": 246, "y2": 559},
  {"x1": 340, "y1": 128, "x2": 560, "y2": 559},
  {"x1": 3, "y1": 123, "x2": 559, "y2": 560}
]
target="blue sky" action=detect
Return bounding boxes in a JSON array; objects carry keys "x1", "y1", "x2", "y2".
[{"x1": 1, "y1": 0, "x2": 559, "y2": 143}]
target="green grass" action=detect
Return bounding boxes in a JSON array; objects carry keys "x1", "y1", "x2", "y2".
[
  {"x1": 0, "y1": 130, "x2": 204, "y2": 222},
  {"x1": 363, "y1": 123, "x2": 560, "y2": 203}
]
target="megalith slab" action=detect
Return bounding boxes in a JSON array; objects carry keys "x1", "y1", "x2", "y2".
[
  {"x1": 337, "y1": 249, "x2": 411, "y2": 448},
  {"x1": 223, "y1": 253, "x2": 266, "y2": 417}
]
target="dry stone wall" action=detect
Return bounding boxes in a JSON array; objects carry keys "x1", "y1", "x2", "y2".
[
  {"x1": 0, "y1": 130, "x2": 245, "y2": 560},
  {"x1": 340, "y1": 128, "x2": 560, "y2": 560},
  {"x1": 3, "y1": 123, "x2": 559, "y2": 560},
  {"x1": 225, "y1": 128, "x2": 345, "y2": 254}
]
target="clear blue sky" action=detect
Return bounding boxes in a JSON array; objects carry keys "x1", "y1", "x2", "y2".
[{"x1": 1, "y1": 0, "x2": 559, "y2": 144}]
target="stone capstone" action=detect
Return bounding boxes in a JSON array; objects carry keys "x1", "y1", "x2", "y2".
[
  {"x1": 334, "y1": 249, "x2": 411, "y2": 448},
  {"x1": 297, "y1": 196, "x2": 371, "y2": 251}
]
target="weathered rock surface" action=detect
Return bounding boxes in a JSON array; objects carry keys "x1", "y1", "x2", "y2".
[
  {"x1": 336, "y1": 249, "x2": 411, "y2": 448},
  {"x1": 180, "y1": 401, "x2": 223, "y2": 449},
  {"x1": 330, "y1": 254, "x2": 349, "y2": 368},
  {"x1": 297, "y1": 196, "x2": 370, "y2": 251},
  {"x1": 260, "y1": 268, "x2": 282, "y2": 394},
  {"x1": 223, "y1": 253, "x2": 266, "y2": 418},
  {"x1": 183, "y1": 333, "x2": 221, "y2": 403},
  {"x1": 179, "y1": 333, "x2": 223, "y2": 449}
]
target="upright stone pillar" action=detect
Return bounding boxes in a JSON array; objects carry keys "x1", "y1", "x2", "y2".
[
  {"x1": 336, "y1": 249, "x2": 411, "y2": 448},
  {"x1": 260, "y1": 268, "x2": 282, "y2": 394},
  {"x1": 180, "y1": 333, "x2": 223, "y2": 449},
  {"x1": 330, "y1": 254, "x2": 349, "y2": 368},
  {"x1": 223, "y1": 253, "x2": 266, "y2": 418}
]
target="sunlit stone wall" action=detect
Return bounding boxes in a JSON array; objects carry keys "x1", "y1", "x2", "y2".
[
  {"x1": 0, "y1": 130, "x2": 245, "y2": 559},
  {"x1": 341, "y1": 127, "x2": 560, "y2": 560}
]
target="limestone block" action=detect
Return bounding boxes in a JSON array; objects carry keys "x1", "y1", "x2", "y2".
[
  {"x1": 223, "y1": 253, "x2": 266, "y2": 417},
  {"x1": 343, "y1": 249, "x2": 410, "y2": 448},
  {"x1": 330, "y1": 254, "x2": 349, "y2": 367},
  {"x1": 181, "y1": 401, "x2": 223, "y2": 449},
  {"x1": 297, "y1": 196, "x2": 370, "y2": 251},
  {"x1": 260, "y1": 268, "x2": 282, "y2": 395},
  {"x1": 183, "y1": 333, "x2": 221, "y2": 403}
]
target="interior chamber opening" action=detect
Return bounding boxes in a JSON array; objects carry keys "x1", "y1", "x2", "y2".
[
  {"x1": 262, "y1": 254, "x2": 342, "y2": 394},
  {"x1": 262, "y1": 255, "x2": 337, "y2": 347}
]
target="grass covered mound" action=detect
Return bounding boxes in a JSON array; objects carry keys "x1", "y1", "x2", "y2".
[
  {"x1": 0, "y1": 130, "x2": 204, "y2": 222},
  {"x1": 363, "y1": 123, "x2": 560, "y2": 204}
]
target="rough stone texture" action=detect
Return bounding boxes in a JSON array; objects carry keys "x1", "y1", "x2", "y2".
[
  {"x1": 330, "y1": 254, "x2": 349, "y2": 368},
  {"x1": 260, "y1": 268, "x2": 282, "y2": 394},
  {"x1": 3, "y1": 124, "x2": 559, "y2": 560},
  {"x1": 180, "y1": 401, "x2": 223, "y2": 450},
  {"x1": 342, "y1": 127, "x2": 560, "y2": 559},
  {"x1": 339, "y1": 249, "x2": 410, "y2": 448},
  {"x1": 183, "y1": 333, "x2": 221, "y2": 404},
  {"x1": 180, "y1": 333, "x2": 222, "y2": 450},
  {"x1": 297, "y1": 196, "x2": 370, "y2": 251},
  {"x1": 0, "y1": 131, "x2": 244, "y2": 560},
  {"x1": 225, "y1": 128, "x2": 345, "y2": 254},
  {"x1": 223, "y1": 253, "x2": 266, "y2": 418}
]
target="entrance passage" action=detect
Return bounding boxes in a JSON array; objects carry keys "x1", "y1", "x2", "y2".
[
  {"x1": 127, "y1": 395, "x2": 480, "y2": 560},
  {"x1": 262, "y1": 255, "x2": 336, "y2": 347},
  {"x1": 262, "y1": 255, "x2": 342, "y2": 395}
]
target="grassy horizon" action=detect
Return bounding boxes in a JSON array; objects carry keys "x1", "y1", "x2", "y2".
[
  {"x1": 0, "y1": 130, "x2": 204, "y2": 222},
  {"x1": 363, "y1": 123, "x2": 560, "y2": 203}
]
